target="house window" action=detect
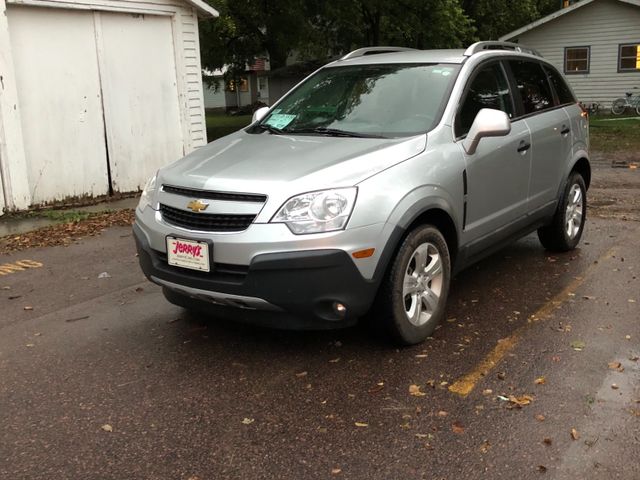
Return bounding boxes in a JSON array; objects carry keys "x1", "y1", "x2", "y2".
[
  {"x1": 618, "y1": 43, "x2": 640, "y2": 72},
  {"x1": 226, "y1": 78, "x2": 249, "y2": 92},
  {"x1": 564, "y1": 46, "x2": 590, "y2": 74}
]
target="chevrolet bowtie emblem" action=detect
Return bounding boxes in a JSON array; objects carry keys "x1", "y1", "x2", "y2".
[{"x1": 186, "y1": 199, "x2": 209, "y2": 212}]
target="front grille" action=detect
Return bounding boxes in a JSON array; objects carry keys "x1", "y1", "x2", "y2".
[
  {"x1": 160, "y1": 204, "x2": 255, "y2": 232},
  {"x1": 162, "y1": 185, "x2": 267, "y2": 203}
]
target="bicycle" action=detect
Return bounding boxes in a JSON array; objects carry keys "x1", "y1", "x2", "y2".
[{"x1": 611, "y1": 87, "x2": 640, "y2": 115}]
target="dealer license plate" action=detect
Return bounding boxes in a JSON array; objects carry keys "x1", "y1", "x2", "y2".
[{"x1": 166, "y1": 237, "x2": 210, "y2": 272}]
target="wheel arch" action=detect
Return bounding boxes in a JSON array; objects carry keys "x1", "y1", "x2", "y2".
[{"x1": 571, "y1": 157, "x2": 591, "y2": 190}]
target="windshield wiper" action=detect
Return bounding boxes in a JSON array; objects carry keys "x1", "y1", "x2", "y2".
[
  {"x1": 288, "y1": 126, "x2": 384, "y2": 138},
  {"x1": 257, "y1": 124, "x2": 285, "y2": 135}
]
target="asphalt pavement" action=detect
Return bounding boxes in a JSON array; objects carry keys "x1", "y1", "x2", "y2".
[{"x1": 1, "y1": 165, "x2": 638, "y2": 480}]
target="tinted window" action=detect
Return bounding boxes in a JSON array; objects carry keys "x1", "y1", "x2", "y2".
[
  {"x1": 509, "y1": 60, "x2": 554, "y2": 114},
  {"x1": 455, "y1": 63, "x2": 514, "y2": 137},
  {"x1": 544, "y1": 66, "x2": 575, "y2": 105}
]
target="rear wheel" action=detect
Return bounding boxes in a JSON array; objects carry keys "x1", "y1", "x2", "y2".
[
  {"x1": 537, "y1": 172, "x2": 586, "y2": 252},
  {"x1": 635, "y1": 104, "x2": 640, "y2": 116},
  {"x1": 611, "y1": 98, "x2": 626, "y2": 115},
  {"x1": 375, "y1": 225, "x2": 451, "y2": 345}
]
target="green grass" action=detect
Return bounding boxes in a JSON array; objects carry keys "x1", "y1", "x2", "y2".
[
  {"x1": 589, "y1": 115, "x2": 640, "y2": 153},
  {"x1": 206, "y1": 112, "x2": 252, "y2": 141}
]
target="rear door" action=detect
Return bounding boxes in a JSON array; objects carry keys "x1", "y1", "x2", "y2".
[
  {"x1": 507, "y1": 60, "x2": 573, "y2": 212},
  {"x1": 455, "y1": 61, "x2": 532, "y2": 242}
]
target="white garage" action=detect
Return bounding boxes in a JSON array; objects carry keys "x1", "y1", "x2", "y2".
[{"x1": 0, "y1": 0, "x2": 217, "y2": 213}]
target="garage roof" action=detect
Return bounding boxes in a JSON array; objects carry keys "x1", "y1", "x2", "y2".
[{"x1": 185, "y1": 0, "x2": 219, "y2": 17}]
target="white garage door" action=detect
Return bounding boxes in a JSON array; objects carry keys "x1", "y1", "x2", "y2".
[
  {"x1": 8, "y1": 6, "x2": 184, "y2": 203},
  {"x1": 98, "y1": 12, "x2": 184, "y2": 193},
  {"x1": 8, "y1": 7, "x2": 110, "y2": 204}
]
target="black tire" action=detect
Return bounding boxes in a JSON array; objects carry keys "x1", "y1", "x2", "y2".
[
  {"x1": 374, "y1": 225, "x2": 451, "y2": 345},
  {"x1": 537, "y1": 172, "x2": 587, "y2": 252}
]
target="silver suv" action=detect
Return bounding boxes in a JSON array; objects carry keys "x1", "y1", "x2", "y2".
[{"x1": 134, "y1": 41, "x2": 589, "y2": 345}]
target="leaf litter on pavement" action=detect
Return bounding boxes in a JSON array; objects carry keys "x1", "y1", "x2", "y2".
[{"x1": 0, "y1": 209, "x2": 135, "y2": 255}]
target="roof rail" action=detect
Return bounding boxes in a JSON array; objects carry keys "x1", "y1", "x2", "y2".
[
  {"x1": 340, "y1": 46, "x2": 417, "y2": 60},
  {"x1": 464, "y1": 41, "x2": 542, "y2": 58}
]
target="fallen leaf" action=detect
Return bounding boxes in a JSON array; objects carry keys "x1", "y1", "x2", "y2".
[
  {"x1": 451, "y1": 421, "x2": 465, "y2": 434},
  {"x1": 625, "y1": 335, "x2": 631, "y2": 340},
  {"x1": 436, "y1": 410, "x2": 449, "y2": 417},
  {"x1": 25, "y1": 343, "x2": 35, "y2": 348},
  {"x1": 331, "y1": 468, "x2": 342, "y2": 475},
  {"x1": 241, "y1": 418, "x2": 255, "y2": 425},
  {"x1": 295, "y1": 371, "x2": 308, "y2": 377},
  {"x1": 328, "y1": 358, "x2": 341, "y2": 363},
  {"x1": 97, "y1": 272, "x2": 111, "y2": 279},
  {"x1": 482, "y1": 389, "x2": 493, "y2": 395},
  {"x1": 570, "y1": 340, "x2": 586, "y2": 351},
  {"x1": 611, "y1": 384, "x2": 619, "y2": 390},
  {"x1": 354, "y1": 422, "x2": 368, "y2": 428},
  {"x1": 508, "y1": 394, "x2": 534, "y2": 407},
  {"x1": 535, "y1": 414, "x2": 546, "y2": 422},
  {"x1": 415, "y1": 354, "x2": 428, "y2": 358},
  {"x1": 135, "y1": 287, "x2": 144, "y2": 292},
  {"x1": 409, "y1": 384, "x2": 426, "y2": 397},
  {"x1": 608, "y1": 361, "x2": 622, "y2": 370},
  {"x1": 535, "y1": 377, "x2": 546, "y2": 385},
  {"x1": 552, "y1": 356, "x2": 561, "y2": 362},
  {"x1": 1, "y1": 286, "x2": 10, "y2": 290},
  {"x1": 23, "y1": 306, "x2": 33, "y2": 311},
  {"x1": 368, "y1": 382, "x2": 384, "y2": 394},
  {"x1": 537, "y1": 465, "x2": 548, "y2": 473},
  {"x1": 543, "y1": 438, "x2": 552, "y2": 445},
  {"x1": 101, "y1": 424, "x2": 113, "y2": 432},
  {"x1": 479, "y1": 440, "x2": 491, "y2": 453},
  {"x1": 415, "y1": 433, "x2": 430, "y2": 439},
  {"x1": 570, "y1": 428, "x2": 579, "y2": 440},
  {"x1": 629, "y1": 355, "x2": 639, "y2": 362}
]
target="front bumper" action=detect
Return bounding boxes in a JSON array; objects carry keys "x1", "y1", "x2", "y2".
[{"x1": 133, "y1": 222, "x2": 381, "y2": 325}]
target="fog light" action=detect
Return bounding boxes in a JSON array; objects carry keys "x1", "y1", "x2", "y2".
[{"x1": 333, "y1": 302, "x2": 347, "y2": 317}]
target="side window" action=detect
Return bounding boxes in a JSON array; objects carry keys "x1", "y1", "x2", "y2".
[
  {"x1": 455, "y1": 63, "x2": 514, "y2": 138},
  {"x1": 509, "y1": 60, "x2": 554, "y2": 114},
  {"x1": 544, "y1": 66, "x2": 576, "y2": 105}
]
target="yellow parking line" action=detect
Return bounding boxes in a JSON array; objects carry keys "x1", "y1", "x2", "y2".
[
  {"x1": 448, "y1": 247, "x2": 616, "y2": 397},
  {"x1": 0, "y1": 260, "x2": 44, "y2": 276}
]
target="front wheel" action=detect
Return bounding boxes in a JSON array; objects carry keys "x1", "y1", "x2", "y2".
[
  {"x1": 375, "y1": 225, "x2": 451, "y2": 345},
  {"x1": 537, "y1": 172, "x2": 587, "y2": 252},
  {"x1": 611, "y1": 98, "x2": 626, "y2": 115},
  {"x1": 635, "y1": 104, "x2": 640, "y2": 116}
]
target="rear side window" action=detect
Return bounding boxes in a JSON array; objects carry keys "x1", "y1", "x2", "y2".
[
  {"x1": 508, "y1": 60, "x2": 554, "y2": 114},
  {"x1": 455, "y1": 63, "x2": 514, "y2": 138},
  {"x1": 544, "y1": 66, "x2": 576, "y2": 105}
]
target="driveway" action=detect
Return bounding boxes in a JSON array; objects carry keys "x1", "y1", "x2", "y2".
[{"x1": 1, "y1": 160, "x2": 638, "y2": 480}]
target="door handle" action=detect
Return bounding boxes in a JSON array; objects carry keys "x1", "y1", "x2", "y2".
[
  {"x1": 517, "y1": 141, "x2": 531, "y2": 153},
  {"x1": 560, "y1": 126, "x2": 571, "y2": 135}
]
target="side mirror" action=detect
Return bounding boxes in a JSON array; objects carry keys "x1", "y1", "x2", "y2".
[
  {"x1": 462, "y1": 108, "x2": 511, "y2": 155},
  {"x1": 252, "y1": 106, "x2": 270, "y2": 123}
]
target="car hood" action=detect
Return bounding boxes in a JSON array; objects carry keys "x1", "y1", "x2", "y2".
[{"x1": 159, "y1": 130, "x2": 427, "y2": 194}]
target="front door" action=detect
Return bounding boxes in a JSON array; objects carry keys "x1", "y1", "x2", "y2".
[{"x1": 455, "y1": 62, "x2": 532, "y2": 242}]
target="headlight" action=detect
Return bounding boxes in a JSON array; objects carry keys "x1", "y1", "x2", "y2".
[
  {"x1": 137, "y1": 173, "x2": 157, "y2": 211},
  {"x1": 271, "y1": 188, "x2": 357, "y2": 234}
]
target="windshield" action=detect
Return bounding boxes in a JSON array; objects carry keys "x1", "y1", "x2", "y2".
[{"x1": 254, "y1": 63, "x2": 460, "y2": 138}]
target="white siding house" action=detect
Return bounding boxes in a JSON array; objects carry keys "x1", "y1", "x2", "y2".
[
  {"x1": 0, "y1": 0, "x2": 218, "y2": 214},
  {"x1": 500, "y1": 0, "x2": 640, "y2": 108}
]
